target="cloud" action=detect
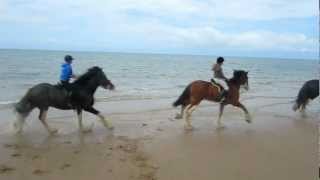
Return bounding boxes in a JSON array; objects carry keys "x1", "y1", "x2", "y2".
[
  {"x1": 1, "y1": 0, "x2": 317, "y2": 22},
  {"x1": 0, "y1": 0, "x2": 318, "y2": 57},
  {"x1": 120, "y1": 22, "x2": 317, "y2": 52}
]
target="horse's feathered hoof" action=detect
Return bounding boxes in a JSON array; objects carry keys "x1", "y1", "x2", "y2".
[
  {"x1": 13, "y1": 123, "x2": 22, "y2": 134},
  {"x1": 217, "y1": 123, "x2": 226, "y2": 130},
  {"x1": 105, "y1": 122, "x2": 114, "y2": 130},
  {"x1": 107, "y1": 125, "x2": 114, "y2": 130},
  {"x1": 245, "y1": 114, "x2": 252, "y2": 123},
  {"x1": 49, "y1": 128, "x2": 58, "y2": 135},
  {"x1": 81, "y1": 124, "x2": 94, "y2": 133},
  {"x1": 81, "y1": 129, "x2": 93, "y2": 133},
  {"x1": 175, "y1": 113, "x2": 183, "y2": 119},
  {"x1": 184, "y1": 124, "x2": 193, "y2": 131}
]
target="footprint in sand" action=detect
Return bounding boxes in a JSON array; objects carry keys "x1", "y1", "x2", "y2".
[
  {"x1": 63, "y1": 141, "x2": 72, "y2": 144},
  {"x1": 3, "y1": 144, "x2": 20, "y2": 149},
  {"x1": 10, "y1": 153, "x2": 22, "y2": 158},
  {"x1": 0, "y1": 165, "x2": 15, "y2": 174},
  {"x1": 33, "y1": 169, "x2": 49, "y2": 175},
  {"x1": 60, "y1": 163, "x2": 71, "y2": 170},
  {"x1": 73, "y1": 150, "x2": 81, "y2": 154},
  {"x1": 32, "y1": 155, "x2": 40, "y2": 160}
]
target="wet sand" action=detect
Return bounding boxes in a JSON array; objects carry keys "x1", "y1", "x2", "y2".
[{"x1": 0, "y1": 98, "x2": 318, "y2": 180}]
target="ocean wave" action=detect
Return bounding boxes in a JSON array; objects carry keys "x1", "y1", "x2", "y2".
[{"x1": 0, "y1": 100, "x2": 17, "y2": 110}]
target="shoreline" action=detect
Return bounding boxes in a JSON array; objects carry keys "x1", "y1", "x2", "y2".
[{"x1": 0, "y1": 96, "x2": 318, "y2": 180}]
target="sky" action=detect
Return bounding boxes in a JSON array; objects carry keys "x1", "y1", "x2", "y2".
[{"x1": 0, "y1": 0, "x2": 318, "y2": 59}]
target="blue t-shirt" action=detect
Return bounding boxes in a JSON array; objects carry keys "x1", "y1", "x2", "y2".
[{"x1": 60, "y1": 63, "x2": 73, "y2": 82}]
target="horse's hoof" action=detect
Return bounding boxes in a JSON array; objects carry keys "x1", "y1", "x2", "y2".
[
  {"x1": 14, "y1": 129, "x2": 23, "y2": 135},
  {"x1": 49, "y1": 128, "x2": 58, "y2": 135},
  {"x1": 13, "y1": 123, "x2": 22, "y2": 134},
  {"x1": 217, "y1": 124, "x2": 226, "y2": 130},
  {"x1": 175, "y1": 114, "x2": 183, "y2": 119},
  {"x1": 81, "y1": 127, "x2": 93, "y2": 133},
  {"x1": 245, "y1": 114, "x2": 252, "y2": 123},
  {"x1": 184, "y1": 125, "x2": 193, "y2": 130},
  {"x1": 104, "y1": 123, "x2": 114, "y2": 130},
  {"x1": 107, "y1": 125, "x2": 114, "y2": 130}
]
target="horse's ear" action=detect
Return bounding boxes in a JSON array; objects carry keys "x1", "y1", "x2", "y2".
[{"x1": 246, "y1": 71, "x2": 249, "y2": 75}]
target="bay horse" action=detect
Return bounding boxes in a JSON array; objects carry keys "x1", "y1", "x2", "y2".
[
  {"x1": 293, "y1": 79, "x2": 319, "y2": 112},
  {"x1": 173, "y1": 70, "x2": 251, "y2": 130},
  {"x1": 14, "y1": 66, "x2": 115, "y2": 134}
]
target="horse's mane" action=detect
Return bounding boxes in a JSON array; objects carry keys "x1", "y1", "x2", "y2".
[
  {"x1": 229, "y1": 70, "x2": 245, "y2": 84},
  {"x1": 73, "y1": 66, "x2": 102, "y2": 85}
]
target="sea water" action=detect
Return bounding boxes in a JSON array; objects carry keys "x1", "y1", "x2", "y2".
[{"x1": 0, "y1": 49, "x2": 318, "y2": 111}]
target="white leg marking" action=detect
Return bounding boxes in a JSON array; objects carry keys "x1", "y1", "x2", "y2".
[
  {"x1": 184, "y1": 105, "x2": 197, "y2": 130},
  {"x1": 78, "y1": 111, "x2": 93, "y2": 133},
  {"x1": 40, "y1": 110, "x2": 58, "y2": 135},
  {"x1": 98, "y1": 113, "x2": 113, "y2": 129},
  {"x1": 14, "y1": 113, "x2": 25, "y2": 134}
]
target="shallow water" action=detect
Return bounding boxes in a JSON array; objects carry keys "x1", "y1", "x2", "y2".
[{"x1": 0, "y1": 49, "x2": 318, "y2": 112}]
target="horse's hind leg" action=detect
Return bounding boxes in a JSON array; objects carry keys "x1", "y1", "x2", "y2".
[
  {"x1": 217, "y1": 102, "x2": 226, "y2": 128},
  {"x1": 184, "y1": 103, "x2": 199, "y2": 130},
  {"x1": 84, "y1": 107, "x2": 113, "y2": 130},
  {"x1": 175, "y1": 105, "x2": 186, "y2": 119},
  {"x1": 76, "y1": 108, "x2": 93, "y2": 133},
  {"x1": 39, "y1": 108, "x2": 58, "y2": 134}
]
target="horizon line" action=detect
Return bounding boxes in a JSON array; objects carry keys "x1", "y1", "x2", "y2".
[{"x1": 0, "y1": 47, "x2": 317, "y2": 61}]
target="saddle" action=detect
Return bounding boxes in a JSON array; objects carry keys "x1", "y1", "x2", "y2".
[
  {"x1": 210, "y1": 78, "x2": 224, "y2": 92},
  {"x1": 55, "y1": 83, "x2": 74, "y2": 108},
  {"x1": 210, "y1": 78, "x2": 228, "y2": 102}
]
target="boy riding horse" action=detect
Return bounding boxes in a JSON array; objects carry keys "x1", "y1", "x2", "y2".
[
  {"x1": 60, "y1": 55, "x2": 77, "y2": 106},
  {"x1": 211, "y1": 56, "x2": 228, "y2": 100}
]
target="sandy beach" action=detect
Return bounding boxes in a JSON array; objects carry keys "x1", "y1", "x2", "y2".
[{"x1": 0, "y1": 97, "x2": 318, "y2": 180}]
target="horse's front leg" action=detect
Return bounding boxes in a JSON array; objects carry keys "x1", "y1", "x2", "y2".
[
  {"x1": 217, "y1": 103, "x2": 226, "y2": 128},
  {"x1": 77, "y1": 108, "x2": 93, "y2": 133},
  {"x1": 234, "y1": 102, "x2": 252, "y2": 123},
  {"x1": 83, "y1": 107, "x2": 114, "y2": 130}
]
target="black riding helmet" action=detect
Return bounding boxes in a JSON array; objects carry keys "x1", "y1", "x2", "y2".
[
  {"x1": 64, "y1": 55, "x2": 74, "y2": 62},
  {"x1": 217, "y1": 56, "x2": 224, "y2": 64}
]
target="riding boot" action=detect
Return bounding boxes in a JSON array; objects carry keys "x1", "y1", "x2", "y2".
[
  {"x1": 217, "y1": 90, "x2": 228, "y2": 101},
  {"x1": 67, "y1": 92, "x2": 73, "y2": 108}
]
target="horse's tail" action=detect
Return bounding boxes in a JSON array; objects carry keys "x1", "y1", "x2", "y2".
[
  {"x1": 293, "y1": 85, "x2": 308, "y2": 111},
  {"x1": 13, "y1": 91, "x2": 34, "y2": 132},
  {"x1": 173, "y1": 84, "x2": 191, "y2": 107}
]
